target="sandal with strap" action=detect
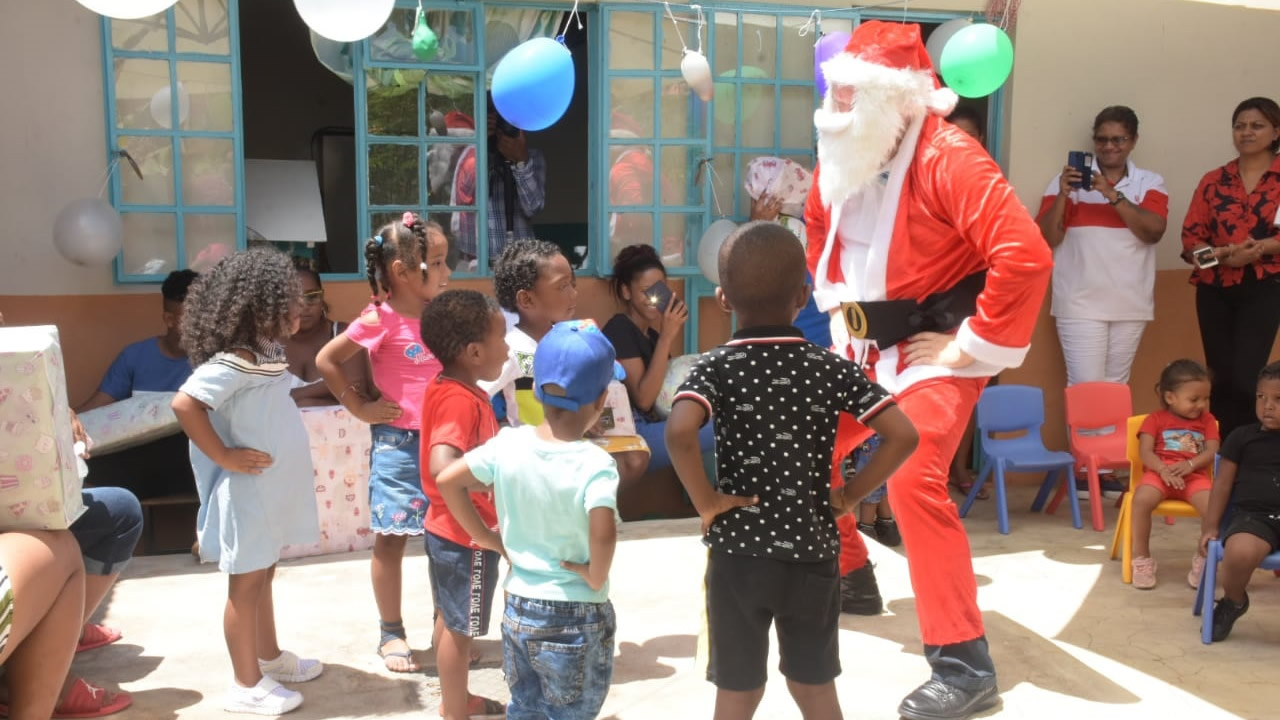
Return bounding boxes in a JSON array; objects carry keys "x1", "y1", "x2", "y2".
[
  {"x1": 0, "y1": 678, "x2": 134, "y2": 719},
  {"x1": 377, "y1": 620, "x2": 419, "y2": 673},
  {"x1": 439, "y1": 694, "x2": 505, "y2": 718},
  {"x1": 76, "y1": 623, "x2": 123, "y2": 654}
]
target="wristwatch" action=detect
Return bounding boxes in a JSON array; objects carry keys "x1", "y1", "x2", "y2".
[{"x1": 1109, "y1": 191, "x2": 1126, "y2": 206}]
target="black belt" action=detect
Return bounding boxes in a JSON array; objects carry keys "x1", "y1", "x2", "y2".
[{"x1": 839, "y1": 272, "x2": 987, "y2": 348}]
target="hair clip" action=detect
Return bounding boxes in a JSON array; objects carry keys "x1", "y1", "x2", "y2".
[
  {"x1": 402, "y1": 211, "x2": 416, "y2": 228},
  {"x1": 373, "y1": 234, "x2": 384, "y2": 247}
]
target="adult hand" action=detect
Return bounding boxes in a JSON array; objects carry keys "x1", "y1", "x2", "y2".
[
  {"x1": 218, "y1": 447, "x2": 274, "y2": 475},
  {"x1": 1058, "y1": 165, "x2": 1083, "y2": 196},
  {"x1": 699, "y1": 492, "x2": 759, "y2": 534},
  {"x1": 355, "y1": 398, "x2": 402, "y2": 425},
  {"x1": 749, "y1": 193, "x2": 783, "y2": 222},
  {"x1": 1198, "y1": 530, "x2": 1218, "y2": 558},
  {"x1": 1092, "y1": 172, "x2": 1118, "y2": 203},
  {"x1": 69, "y1": 411, "x2": 91, "y2": 457},
  {"x1": 496, "y1": 131, "x2": 530, "y2": 165},
  {"x1": 1223, "y1": 240, "x2": 1264, "y2": 267},
  {"x1": 903, "y1": 332, "x2": 975, "y2": 369},
  {"x1": 658, "y1": 297, "x2": 689, "y2": 340}
]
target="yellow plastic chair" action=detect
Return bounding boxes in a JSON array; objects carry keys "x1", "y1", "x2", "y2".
[{"x1": 1109, "y1": 414, "x2": 1211, "y2": 583}]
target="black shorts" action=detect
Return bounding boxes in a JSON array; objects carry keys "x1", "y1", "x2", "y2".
[
  {"x1": 1223, "y1": 511, "x2": 1280, "y2": 553},
  {"x1": 704, "y1": 550, "x2": 841, "y2": 691}
]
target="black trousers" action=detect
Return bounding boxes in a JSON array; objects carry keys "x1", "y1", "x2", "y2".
[{"x1": 1195, "y1": 273, "x2": 1280, "y2": 438}]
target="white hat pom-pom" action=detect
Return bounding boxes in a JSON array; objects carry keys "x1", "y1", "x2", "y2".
[{"x1": 927, "y1": 87, "x2": 959, "y2": 116}]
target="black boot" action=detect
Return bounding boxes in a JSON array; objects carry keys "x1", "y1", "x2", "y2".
[
  {"x1": 898, "y1": 679, "x2": 998, "y2": 720},
  {"x1": 875, "y1": 517, "x2": 902, "y2": 547},
  {"x1": 839, "y1": 563, "x2": 883, "y2": 615},
  {"x1": 1211, "y1": 592, "x2": 1249, "y2": 642}
]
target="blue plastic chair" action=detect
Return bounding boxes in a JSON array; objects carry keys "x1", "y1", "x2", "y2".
[
  {"x1": 1192, "y1": 497, "x2": 1280, "y2": 644},
  {"x1": 959, "y1": 385, "x2": 1081, "y2": 535}
]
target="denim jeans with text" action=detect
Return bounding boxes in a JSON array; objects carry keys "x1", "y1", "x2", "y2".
[{"x1": 502, "y1": 594, "x2": 616, "y2": 720}]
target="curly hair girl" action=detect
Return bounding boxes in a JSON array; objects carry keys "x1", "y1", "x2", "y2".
[{"x1": 181, "y1": 248, "x2": 301, "y2": 366}]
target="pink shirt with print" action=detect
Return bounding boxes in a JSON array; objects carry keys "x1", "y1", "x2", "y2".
[{"x1": 345, "y1": 302, "x2": 441, "y2": 431}]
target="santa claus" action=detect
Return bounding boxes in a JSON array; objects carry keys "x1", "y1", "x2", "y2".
[{"x1": 804, "y1": 21, "x2": 1051, "y2": 720}]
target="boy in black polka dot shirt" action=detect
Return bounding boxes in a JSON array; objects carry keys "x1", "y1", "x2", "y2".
[{"x1": 667, "y1": 222, "x2": 919, "y2": 719}]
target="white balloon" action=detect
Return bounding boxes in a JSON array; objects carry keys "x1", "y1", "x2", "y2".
[
  {"x1": 697, "y1": 219, "x2": 738, "y2": 285},
  {"x1": 75, "y1": 0, "x2": 178, "y2": 20},
  {"x1": 926, "y1": 18, "x2": 972, "y2": 71},
  {"x1": 149, "y1": 83, "x2": 190, "y2": 129},
  {"x1": 680, "y1": 50, "x2": 713, "y2": 102},
  {"x1": 293, "y1": 0, "x2": 395, "y2": 43},
  {"x1": 53, "y1": 198, "x2": 124, "y2": 267}
]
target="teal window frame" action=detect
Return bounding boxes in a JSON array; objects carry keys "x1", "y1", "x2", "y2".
[{"x1": 100, "y1": 1, "x2": 246, "y2": 284}]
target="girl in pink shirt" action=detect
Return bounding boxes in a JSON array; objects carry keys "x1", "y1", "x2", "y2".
[{"x1": 317, "y1": 212, "x2": 450, "y2": 673}]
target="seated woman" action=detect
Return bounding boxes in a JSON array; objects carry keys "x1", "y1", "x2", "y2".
[
  {"x1": 603, "y1": 245, "x2": 715, "y2": 479},
  {"x1": 285, "y1": 268, "x2": 349, "y2": 407},
  {"x1": 0, "y1": 529, "x2": 85, "y2": 720}
]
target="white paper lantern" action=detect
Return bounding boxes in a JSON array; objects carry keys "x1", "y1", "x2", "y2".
[
  {"x1": 149, "y1": 83, "x2": 190, "y2": 129},
  {"x1": 697, "y1": 219, "x2": 738, "y2": 285},
  {"x1": 680, "y1": 50, "x2": 713, "y2": 102},
  {"x1": 293, "y1": 0, "x2": 395, "y2": 43},
  {"x1": 75, "y1": 0, "x2": 178, "y2": 20},
  {"x1": 926, "y1": 18, "x2": 972, "y2": 71},
  {"x1": 53, "y1": 198, "x2": 124, "y2": 267}
]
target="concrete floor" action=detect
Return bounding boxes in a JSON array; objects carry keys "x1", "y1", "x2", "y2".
[{"x1": 77, "y1": 485, "x2": 1279, "y2": 720}]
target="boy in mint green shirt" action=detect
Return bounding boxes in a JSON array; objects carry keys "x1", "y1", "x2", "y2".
[{"x1": 438, "y1": 319, "x2": 623, "y2": 718}]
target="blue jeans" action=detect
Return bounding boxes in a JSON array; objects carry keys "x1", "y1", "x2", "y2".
[
  {"x1": 70, "y1": 487, "x2": 143, "y2": 575},
  {"x1": 368, "y1": 425, "x2": 427, "y2": 535},
  {"x1": 635, "y1": 415, "x2": 715, "y2": 473},
  {"x1": 502, "y1": 594, "x2": 616, "y2": 720}
]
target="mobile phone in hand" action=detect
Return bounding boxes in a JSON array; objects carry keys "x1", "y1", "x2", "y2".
[
  {"x1": 646, "y1": 281, "x2": 675, "y2": 313},
  {"x1": 1067, "y1": 151, "x2": 1093, "y2": 191},
  {"x1": 1193, "y1": 246, "x2": 1219, "y2": 269}
]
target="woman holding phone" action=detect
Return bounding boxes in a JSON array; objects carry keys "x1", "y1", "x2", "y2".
[
  {"x1": 1037, "y1": 106, "x2": 1169, "y2": 390},
  {"x1": 1182, "y1": 96, "x2": 1280, "y2": 437},
  {"x1": 603, "y1": 244, "x2": 713, "y2": 473}
]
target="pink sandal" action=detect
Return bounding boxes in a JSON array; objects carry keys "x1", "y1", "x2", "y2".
[
  {"x1": 0, "y1": 679, "x2": 133, "y2": 719},
  {"x1": 76, "y1": 623, "x2": 122, "y2": 653}
]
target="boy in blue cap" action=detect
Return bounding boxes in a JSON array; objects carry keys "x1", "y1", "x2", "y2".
[{"x1": 438, "y1": 319, "x2": 624, "y2": 719}]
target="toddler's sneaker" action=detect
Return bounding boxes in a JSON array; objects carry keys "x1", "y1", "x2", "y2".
[
  {"x1": 259, "y1": 650, "x2": 324, "y2": 683},
  {"x1": 225, "y1": 676, "x2": 302, "y2": 715},
  {"x1": 1187, "y1": 553, "x2": 1206, "y2": 590},
  {"x1": 1132, "y1": 556, "x2": 1157, "y2": 589}
]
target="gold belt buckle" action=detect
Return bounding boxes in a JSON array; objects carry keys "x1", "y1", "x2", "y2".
[{"x1": 840, "y1": 301, "x2": 868, "y2": 340}]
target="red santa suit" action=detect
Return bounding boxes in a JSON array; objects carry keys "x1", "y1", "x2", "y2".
[{"x1": 805, "y1": 24, "x2": 1052, "y2": 657}]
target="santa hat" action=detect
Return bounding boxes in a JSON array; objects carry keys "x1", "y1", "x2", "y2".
[{"x1": 820, "y1": 21, "x2": 957, "y2": 116}]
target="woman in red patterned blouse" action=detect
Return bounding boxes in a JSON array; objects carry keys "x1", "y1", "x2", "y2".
[{"x1": 1181, "y1": 96, "x2": 1280, "y2": 436}]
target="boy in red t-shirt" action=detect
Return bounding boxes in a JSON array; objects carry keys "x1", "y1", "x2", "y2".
[
  {"x1": 1133, "y1": 360, "x2": 1221, "y2": 590},
  {"x1": 418, "y1": 290, "x2": 510, "y2": 718}
]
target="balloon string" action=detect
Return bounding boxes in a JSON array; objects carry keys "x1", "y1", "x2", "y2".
[
  {"x1": 693, "y1": 4, "x2": 704, "y2": 54},
  {"x1": 95, "y1": 156, "x2": 121, "y2": 199},
  {"x1": 662, "y1": 2, "x2": 688, "y2": 52},
  {"x1": 702, "y1": 159, "x2": 725, "y2": 217},
  {"x1": 798, "y1": 9, "x2": 821, "y2": 43},
  {"x1": 558, "y1": 0, "x2": 583, "y2": 39}
]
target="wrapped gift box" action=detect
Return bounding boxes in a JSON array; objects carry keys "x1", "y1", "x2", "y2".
[
  {"x1": 653, "y1": 353, "x2": 702, "y2": 420},
  {"x1": 599, "y1": 381, "x2": 637, "y2": 437},
  {"x1": 281, "y1": 406, "x2": 375, "y2": 560},
  {"x1": 78, "y1": 391, "x2": 181, "y2": 456},
  {"x1": 0, "y1": 326, "x2": 86, "y2": 530}
]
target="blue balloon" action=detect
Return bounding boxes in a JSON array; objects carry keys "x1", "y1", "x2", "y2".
[{"x1": 491, "y1": 37, "x2": 575, "y2": 132}]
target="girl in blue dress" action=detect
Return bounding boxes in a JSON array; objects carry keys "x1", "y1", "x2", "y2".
[{"x1": 173, "y1": 248, "x2": 322, "y2": 715}]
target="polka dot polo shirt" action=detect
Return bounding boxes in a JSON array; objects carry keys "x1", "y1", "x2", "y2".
[{"x1": 674, "y1": 325, "x2": 894, "y2": 562}]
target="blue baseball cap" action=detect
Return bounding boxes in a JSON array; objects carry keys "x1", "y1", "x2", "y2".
[{"x1": 534, "y1": 320, "x2": 626, "y2": 411}]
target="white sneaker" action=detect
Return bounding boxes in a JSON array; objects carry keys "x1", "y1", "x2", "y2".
[
  {"x1": 225, "y1": 676, "x2": 303, "y2": 715},
  {"x1": 259, "y1": 650, "x2": 324, "y2": 683}
]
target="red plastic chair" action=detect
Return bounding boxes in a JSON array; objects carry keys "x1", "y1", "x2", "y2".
[{"x1": 1047, "y1": 382, "x2": 1132, "y2": 531}]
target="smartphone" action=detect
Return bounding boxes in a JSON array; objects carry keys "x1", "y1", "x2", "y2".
[
  {"x1": 1067, "y1": 151, "x2": 1093, "y2": 191},
  {"x1": 1193, "y1": 246, "x2": 1220, "y2": 269},
  {"x1": 646, "y1": 281, "x2": 675, "y2": 313}
]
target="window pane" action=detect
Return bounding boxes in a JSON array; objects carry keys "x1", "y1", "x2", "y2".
[
  {"x1": 660, "y1": 78, "x2": 695, "y2": 139},
  {"x1": 119, "y1": 135, "x2": 174, "y2": 205},
  {"x1": 712, "y1": 13, "x2": 738, "y2": 75},
  {"x1": 184, "y1": 214, "x2": 236, "y2": 272},
  {"x1": 711, "y1": 152, "x2": 736, "y2": 217},
  {"x1": 113, "y1": 58, "x2": 171, "y2": 130},
  {"x1": 740, "y1": 15, "x2": 777, "y2": 79},
  {"x1": 659, "y1": 213, "x2": 701, "y2": 266},
  {"x1": 177, "y1": 61, "x2": 233, "y2": 131},
  {"x1": 608, "y1": 146, "x2": 654, "y2": 207},
  {"x1": 660, "y1": 11, "x2": 688, "y2": 70},
  {"x1": 435, "y1": 210, "x2": 476, "y2": 270},
  {"x1": 425, "y1": 73, "x2": 476, "y2": 137},
  {"x1": 426, "y1": 143, "x2": 476, "y2": 207},
  {"x1": 181, "y1": 137, "x2": 235, "y2": 206},
  {"x1": 780, "y1": 16, "x2": 813, "y2": 81},
  {"x1": 609, "y1": 212, "x2": 653, "y2": 262},
  {"x1": 781, "y1": 86, "x2": 815, "y2": 149},
  {"x1": 611, "y1": 77, "x2": 654, "y2": 138},
  {"x1": 712, "y1": 81, "x2": 735, "y2": 146},
  {"x1": 367, "y1": 78, "x2": 420, "y2": 137},
  {"x1": 609, "y1": 12, "x2": 654, "y2": 70},
  {"x1": 742, "y1": 85, "x2": 777, "y2": 147},
  {"x1": 371, "y1": 8, "x2": 476, "y2": 66},
  {"x1": 111, "y1": 16, "x2": 168, "y2": 52},
  {"x1": 121, "y1": 213, "x2": 178, "y2": 275},
  {"x1": 661, "y1": 146, "x2": 702, "y2": 206},
  {"x1": 175, "y1": 0, "x2": 230, "y2": 55},
  {"x1": 368, "y1": 144, "x2": 420, "y2": 206}
]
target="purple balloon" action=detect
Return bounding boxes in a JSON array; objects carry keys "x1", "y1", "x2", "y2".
[{"x1": 814, "y1": 31, "x2": 851, "y2": 100}]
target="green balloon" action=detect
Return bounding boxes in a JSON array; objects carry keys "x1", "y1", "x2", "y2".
[
  {"x1": 713, "y1": 66, "x2": 768, "y2": 124},
  {"x1": 938, "y1": 24, "x2": 1013, "y2": 99},
  {"x1": 412, "y1": 9, "x2": 439, "y2": 62}
]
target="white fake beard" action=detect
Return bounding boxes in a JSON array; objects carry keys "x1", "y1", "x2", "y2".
[{"x1": 814, "y1": 90, "x2": 918, "y2": 208}]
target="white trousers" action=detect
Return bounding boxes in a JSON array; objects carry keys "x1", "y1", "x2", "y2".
[{"x1": 1054, "y1": 317, "x2": 1147, "y2": 386}]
